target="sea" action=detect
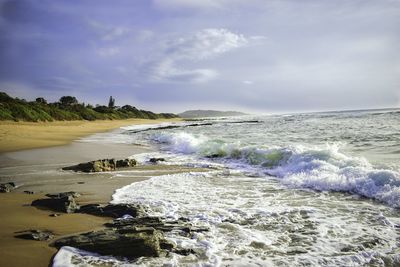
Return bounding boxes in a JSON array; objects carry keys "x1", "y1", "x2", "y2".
[{"x1": 54, "y1": 108, "x2": 400, "y2": 266}]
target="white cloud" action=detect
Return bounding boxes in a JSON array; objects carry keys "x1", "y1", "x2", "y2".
[
  {"x1": 152, "y1": 28, "x2": 247, "y2": 83},
  {"x1": 88, "y1": 20, "x2": 130, "y2": 41},
  {"x1": 152, "y1": 0, "x2": 259, "y2": 10},
  {"x1": 152, "y1": 59, "x2": 217, "y2": 83},
  {"x1": 153, "y1": 0, "x2": 223, "y2": 10},
  {"x1": 168, "y1": 28, "x2": 247, "y2": 61},
  {"x1": 242, "y1": 80, "x2": 254, "y2": 85},
  {"x1": 96, "y1": 47, "x2": 120, "y2": 57},
  {"x1": 136, "y1": 30, "x2": 155, "y2": 42}
]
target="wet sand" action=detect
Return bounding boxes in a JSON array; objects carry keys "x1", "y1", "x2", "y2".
[
  {"x1": 0, "y1": 122, "x2": 204, "y2": 267},
  {"x1": 0, "y1": 193, "x2": 109, "y2": 267}
]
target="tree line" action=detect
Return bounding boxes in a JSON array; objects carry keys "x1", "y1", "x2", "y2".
[{"x1": 0, "y1": 92, "x2": 177, "y2": 122}]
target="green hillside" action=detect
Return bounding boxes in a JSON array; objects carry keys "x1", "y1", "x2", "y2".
[{"x1": 0, "y1": 92, "x2": 177, "y2": 122}]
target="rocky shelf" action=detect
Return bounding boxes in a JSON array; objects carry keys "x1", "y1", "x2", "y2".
[{"x1": 27, "y1": 191, "x2": 208, "y2": 260}]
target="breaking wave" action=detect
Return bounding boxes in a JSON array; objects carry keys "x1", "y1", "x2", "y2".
[{"x1": 150, "y1": 132, "x2": 400, "y2": 207}]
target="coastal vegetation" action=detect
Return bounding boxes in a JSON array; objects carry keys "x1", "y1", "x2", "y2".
[{"x1": 0, "y1": 92, "x2": 177, "y2": 122}]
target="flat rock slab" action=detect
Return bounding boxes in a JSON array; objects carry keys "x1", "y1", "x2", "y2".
[
  {"x1": 79, "y1": 203, "x2": 146, "y2": 218},
  {"x1": 45, "y1": 191, "x2": 81, "y2": 199},
  {"x1": 32, "y1": 195, "x2": 80, "y2": 213},
  {"x1": 62, "y1": 158, "x2": 137, "y2": 173},
  {"x1": 51, "y1": 227, "x2": 165, "y2": 259},
  {"x1": 15, "y1": 230, "x2": 54, "y2": 241}
]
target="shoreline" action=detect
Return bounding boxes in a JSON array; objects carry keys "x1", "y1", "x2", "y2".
[
  {"x1": 0, "y1": 118, "x2": 181, "y2": 153},
  {"x1": 0, "y1": 119, "x2": 204, "y2": 267}
]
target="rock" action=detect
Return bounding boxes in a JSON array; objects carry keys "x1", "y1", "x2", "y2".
[
  {"x1": 79, "y1": 203, "x2": 146, "y2": 218},
  {"x1": 205, "y1": 154, "x2": 222, "y2": 158},
  {"x1": 149, "y1": 158, "x2": 166, "y2": 163},
  {"x1": 63, "y1": 159, "x2": 116, "y2": 172},
  {"x1": 45, "y1": 191, "x2": 81, "y2": 199},
  {"x1": 49, "y1": 213, "x2": 61, "y2": 217},
  {"x1": 32, "y1": 195, "x2": 80, "y2": 213},
  {"x1": 0, "y1": 182, "x2": 15, "y2": 193},
  {"x1": 50, "y1": 202, "x2": 208, "y2": 259},
  {"x1": 77, "y1": 182, "x2": 85, "y2": 184},
  {"x1": 51, "y1": 227, "x2": 165, "y2": 259},
  {"x1": 105, "y1": 216, "x2": 209, "y2": 237},
  {"x1": 116, "y1": 159, "x2": 137, "y2": 168},
  {"x1": 23, "y1": 190, "x2": 34, "y2": 194},
  {"x1": 15, "y1": 230, "x2": 54, "y2": 241},
  {"x1": 63, "y1": 158, "x2": 137, "y2": 173},
  {"x1": 174, "y1": 248, "x2": 196, "y2": 256}
]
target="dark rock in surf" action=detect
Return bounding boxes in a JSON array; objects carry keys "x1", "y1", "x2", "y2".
[
  {"x1": 51, "y1": 214, "x2": 208, "y2": 259},
  {"x1": 45, "y1": 191, "x2": 81, "y2": 199},
  {"x1": 31, "y1": 195, "x2": 80, "y2": 213},
  {"x1": 79, "y1": 203, "x2": 146, "y2": 218},
  {"x1": 51, "y1": 227, "x2": 167, "y2": 259},
  {"x1": 205, "y1": 154, "x2": 222, "y2": 158},
  {"x1": 0, "y1": 182, "x2": 15, "y2": 193},
  {"x1": 149, "y1": 158, "x2": 166, "y2": 163},
  {"x1": 105, "y1": 216, "x2": 209, "y2": 237},
  {"x1": 116, "y1": 159, "x2": 137, "y2": 168},
  {"x1": 15, "y1": 229, "x2": 54, "y2": 241},
  {"x1": 62, "y1": 158, "x2": 137, "y2": 173}
]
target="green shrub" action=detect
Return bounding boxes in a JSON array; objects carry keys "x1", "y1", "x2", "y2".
[{"x1": 0, "y1": 91, "x2": 178, "y2": 122}]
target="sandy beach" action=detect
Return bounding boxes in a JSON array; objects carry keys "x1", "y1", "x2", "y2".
[
  {"x1": 0, "y1": 118, "x2": 181, "y2": 153},
  {"x1": 0, "y1": 118, "x2": 202, "y2": 267}
]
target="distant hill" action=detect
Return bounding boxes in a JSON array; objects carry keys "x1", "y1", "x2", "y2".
[{"x1": 179, "y1": 110, "x2": 247, "y2": 118}]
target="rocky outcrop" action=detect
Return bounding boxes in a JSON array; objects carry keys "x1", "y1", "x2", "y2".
[
  {"x1": 62, "y1": 158, "x2": 137, "y2": 173},
  {"x1": 116, "y1": 159, "x2": 137, "y2": 168},
  {"x1": 31, "y1": 193, "x2": 80, "y2": 213},
  {"x1": 105, "y1": 217, "x2": 209, "y2": 236},
  {"x1": 79, "y1": 204, "x2": 146, "y2": 218},
  {"x1": 15, "y1": 230, "x2": 54, "y2": 241},
  {"x1": 29, "y1": 190, "x2": 209, "y2": 260},
  {"x1": 149, "y1": 158, "x2": 166, "y2": 163},
  {"x1": 0, "y1": 182, "x2": 15, "y2": 193},
  {"x1": 51, "y1": 215, "x2": 208, "y2": 259},
  {"x1": 52, "y1": 227, "x2": 166, "y2": 259},
  {"x1": 45, "y1": 191, "x2": 81, "y2": 198}
]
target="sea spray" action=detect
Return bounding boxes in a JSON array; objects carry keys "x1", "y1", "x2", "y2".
[
  {"x1": 148, "y1": 131, "x2": 400, "y2": 207},
  {"x1": 68, "y1": 110, "x2": 400, "y2": 266}
]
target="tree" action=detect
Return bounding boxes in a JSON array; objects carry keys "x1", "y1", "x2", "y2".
[
  {"x1": 35, "y1": 97, "x2": 47, "y2": 104},
  {"x1": 59, "y1": 96, "x2": 78, "y2": 106},
  {"x1": 108, "y1": 96, "x2": 115, "y2": 108}
]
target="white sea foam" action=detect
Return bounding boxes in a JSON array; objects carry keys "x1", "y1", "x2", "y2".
[
  {"x1": 149, "y1": 132, "x2": 400, "y2": 207},
  {"x1": 53, "y1": 112, "x2": 400, "y2": 266},
  {"x1": 52, "y1": 246, "x2": 127, "y2": 267},
  {"x1": 110, "y1": 171, "x2": 400, "y2": 266},
  {"x1": 79, "y1": 122, "x2": 186, "y2": 144}
]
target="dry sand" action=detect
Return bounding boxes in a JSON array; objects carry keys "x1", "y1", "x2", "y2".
[
  {"x1": 0, "y1": 118, "x2": 206, "y2": 267},
  {"x1": 0, "y1": 118, "x2": 181, "y2": 153}
]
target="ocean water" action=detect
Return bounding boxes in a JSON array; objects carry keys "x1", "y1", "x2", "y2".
[{"x1": 54, "y1": 109, "x2": 400, "y2": 266}]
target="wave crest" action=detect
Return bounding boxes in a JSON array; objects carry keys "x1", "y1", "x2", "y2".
[{"x1": 150, "y1": 132, "x2": 400, "y2": 207}]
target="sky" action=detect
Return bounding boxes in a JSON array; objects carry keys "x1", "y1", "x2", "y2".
[{"x1": 0, "y1": 0, "x2": 399, "y2": 113}]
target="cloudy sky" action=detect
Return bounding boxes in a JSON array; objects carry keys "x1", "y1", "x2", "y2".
[{"x1": 0, "y1": 0, "x2": 399, "y2": 113}]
